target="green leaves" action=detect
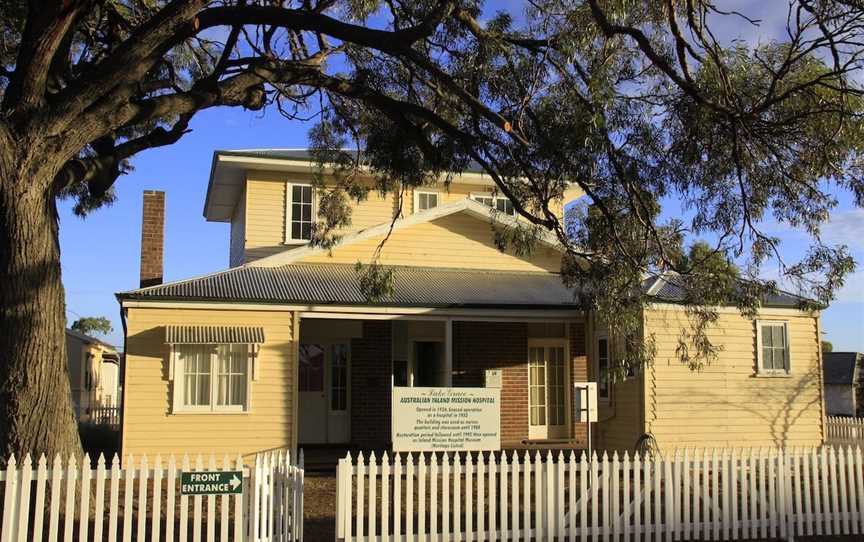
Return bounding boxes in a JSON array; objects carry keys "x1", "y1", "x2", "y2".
[{"x1": 70, "y1": 316, "x2": 113, "y2": 337}]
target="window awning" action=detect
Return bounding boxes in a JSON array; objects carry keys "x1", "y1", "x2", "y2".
[{"x1": 165, "y1": 325, "x2": 265, "y2": 344}]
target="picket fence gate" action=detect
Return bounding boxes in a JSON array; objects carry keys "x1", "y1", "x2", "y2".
[
  {"x1": 827, "y1": 416, "x2": 864, "y2": 444},
  {"x1": 336, "y1": 446, "x2": 864, "y2": 541},
  {"x1": 0, "y1": 449, "x2": 304, "y2": 542}
]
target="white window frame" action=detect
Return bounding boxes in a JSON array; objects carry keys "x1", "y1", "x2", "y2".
[
  {"x1": 756, "y1": 320, "x2": 791, "y2": 375},
  {"x1": 413, "y1": 190, "x2": 440, "y2": 213},
  {"x1": 171, "y1": 344, "x2": 254, "y2": 414},
  {"x1": 595, "y1": 332, "x2": 612, "y2": 402},
  {"x1": 284, "y1": 182, "x2": 315, "y2": 245},
  {"x1": 471, "y1": 192, "x2": 516, "y2": 216}
]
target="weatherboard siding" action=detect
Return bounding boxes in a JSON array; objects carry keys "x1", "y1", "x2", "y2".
[
  {"x1": 228, "y1": 188, "x2": 246, "y2": 267},
  {"x1": 243, "y1": 175, "x2": 286, "y2": 263},
  {"x1": 244, "y1": 171, "x2": 399, "y2": 263},
  {"x1": 121, "y1": 307, "x2": 296, "y2": 457},
  {"x1": 642, "y1": 306, "x2": 824, "y2": 449},
  {"x1": 296, "y1": 212, "x2": 563, "y2": 272},
  {"x1": 240, "y1": 168, "x2": 582, "y2": 264}
]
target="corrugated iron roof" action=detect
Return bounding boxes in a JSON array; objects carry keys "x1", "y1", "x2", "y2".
[
  {"x1": 642, "y1": 274, "x2": 809, "y2": 308},
  {"x1": 119, "y1": 264, "x2": 580, "y2": 309},
  {"x1": 165, "y1": 325, "x2": 265, "y2": 344}
]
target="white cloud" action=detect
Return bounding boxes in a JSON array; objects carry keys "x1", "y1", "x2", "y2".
[{"x1": 821, "y1": 209, "x2": 864, "y2": 252}]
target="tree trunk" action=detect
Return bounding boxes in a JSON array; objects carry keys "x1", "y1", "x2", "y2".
[{"x1": 0, "y1": 148, "x2": 82, "y2": 459}]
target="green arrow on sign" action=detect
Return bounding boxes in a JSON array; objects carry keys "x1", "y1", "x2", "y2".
[{"x1": 180, "y1": 471, "x2": 244, "y2": 495}]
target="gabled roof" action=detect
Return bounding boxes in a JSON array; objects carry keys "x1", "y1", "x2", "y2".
[
  {"x1": 823, "y1": 352, "x2": 862, "y2": 385},
  {"x1": 249, "y1": 198, "x2": 563, "y2": 268},
  {"x1": 205, "y1": 148, "x2": 495, "y2": 222},
  {"x1": 117, "y1": 264, "x2": 580, "y2": 309}
]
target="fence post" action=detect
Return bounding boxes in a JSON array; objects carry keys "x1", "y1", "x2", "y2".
[{"x1": 336, "y1": 457, "x2": 345, "y2": 542}]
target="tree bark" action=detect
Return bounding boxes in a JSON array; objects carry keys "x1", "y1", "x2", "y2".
[{"x1": 0, "y1": 144, "x2": 82, "y2": 458}]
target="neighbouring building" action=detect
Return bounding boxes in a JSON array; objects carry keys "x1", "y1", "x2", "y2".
[
  {"x1": 66, "y1": 328, "x2": 122, "y2": 420},
  {"x1": 116, "y1": 150, "x2": 827, "y2": 458},
  {"x1": 823, "y1": 352, "x2": 863, "y2": 417}
]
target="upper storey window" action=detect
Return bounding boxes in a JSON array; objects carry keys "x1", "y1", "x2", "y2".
[
  {"x1": 472, "y1": 193, "x2": 516, "y2": 216},
  {"x1": 285, "y1": 183, "x2": 314, "y2": 243},
  {"x1": 414, "y1": 190, "x2": 439, "y2": 213}
]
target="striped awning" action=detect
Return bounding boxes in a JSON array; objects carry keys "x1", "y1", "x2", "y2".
[{"x1": 164, "y1": 325, "x2": 265, "y2": 344}]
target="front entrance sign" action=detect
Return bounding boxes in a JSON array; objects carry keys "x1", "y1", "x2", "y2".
[
  {"x1": 180, "y1": 471, "x2": 243, "y2": 495},
  {"x1": 391, "y1": 386, "x2": 501, "y2": 452}
]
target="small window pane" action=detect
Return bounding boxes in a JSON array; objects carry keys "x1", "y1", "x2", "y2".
[
  {"x1": 330, "y1": 344, "x2": 348, "y2": 411},
  {"x1": 772, "y1": 326, "x2": 784, "y2": 347},
  {"x1": 216, "y1": 345, "x2": 247, "y2": 407},
  {"x1": 180, "y1": 345, "x2": 212, "y2": 407},
  {"x1": 299, "y1": 344, "x2": 324, "y2": 392}
]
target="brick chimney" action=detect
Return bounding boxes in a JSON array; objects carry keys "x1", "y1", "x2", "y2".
[{"x1": 140, "y1": 190, "x2": 165, "y2": 288}]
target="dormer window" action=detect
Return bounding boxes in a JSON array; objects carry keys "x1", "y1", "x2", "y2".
[
  {"x1": 413, "y1": 190, "x2": 439, "y2": 213},
  {"x1": 285, "y1": 183, "x2": 313, "y2": 243},
  {"x1": 472, "y1": 193, "x2": 516, "y2": 216}
]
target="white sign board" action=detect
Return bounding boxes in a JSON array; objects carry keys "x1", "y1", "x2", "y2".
[
  {"x1": 484, "y1": 369, "x2": 502, "y2": 388},
  {"x1": 391, "y1": 387, "x2": 501, "y2": 452},
  {"x1": 573, "y1": 382, "x2": 598, "y2": 423}
]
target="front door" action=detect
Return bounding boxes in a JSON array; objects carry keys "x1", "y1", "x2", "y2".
[
  {"x1": 528, "y1": 340, "x2": 569, "y2": 440},
  {"x1": 299, "y1": 344, "x2": 327, "y2": 444},
  {"x1": 299, "y1": 342, "x2": 351, "y2": 444}
]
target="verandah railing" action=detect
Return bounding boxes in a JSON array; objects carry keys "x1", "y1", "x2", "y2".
[
  {"x1": 85, "y1": 406, "x2": 121, "y2": 428},
  {"x1": 337, "y1": 446, "x2": 864, "y2": 541},
  {"x1": 0, "y1": 449, "x2": 304, "y2": 542}
]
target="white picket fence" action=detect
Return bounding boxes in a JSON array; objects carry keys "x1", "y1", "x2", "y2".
[
  {"x1": 0, "y1": 449, "x2": 304, "y2": 542},
  {"x1": 827, "y1": 416, "x2": 864, "y2": 444},
  {"x1": 337, "y1": 446, "x2": 864, "y2": 541}
]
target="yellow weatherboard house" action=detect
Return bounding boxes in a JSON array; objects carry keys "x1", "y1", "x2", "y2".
[{"x1": 117, "y1": 150, "x2": 826, "y2": 458}]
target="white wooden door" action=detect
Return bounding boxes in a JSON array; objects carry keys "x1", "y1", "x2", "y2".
[{"x1": 528, "y1": 340, "x2": 569, "y2": 439}]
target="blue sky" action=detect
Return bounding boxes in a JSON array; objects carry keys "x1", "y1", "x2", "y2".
[{"x1": 58, "y1": 2, "x2": 864, "y2": 352}]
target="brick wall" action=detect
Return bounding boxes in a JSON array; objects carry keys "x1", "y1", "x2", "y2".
[
  {"x1": 570, "y1": 322, "x2": 588, "y2": 446},
  {"x1": 350, "y1": 321, "x2": 392, "y2": 448},
  {"x1": 140, "y1": 190, "x2": 165, "y2": 288},
  {"x1": 348, "y1": 320, "x2": 589, "y2": 449},
  {"x1": 453, "y1": 321, "x2": 589, "y2": 447},
  {"x1": 453, "y1": 321, "x2": 529, "y2": 446}
]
